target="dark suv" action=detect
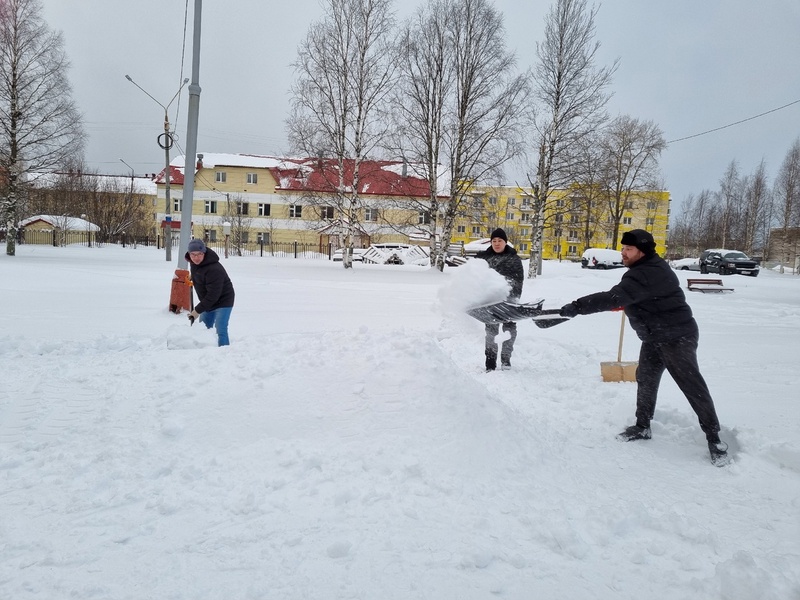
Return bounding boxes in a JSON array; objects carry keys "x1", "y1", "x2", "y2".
[{"x1": 699, "y1": 249, "x2": 759, "y2": 276}]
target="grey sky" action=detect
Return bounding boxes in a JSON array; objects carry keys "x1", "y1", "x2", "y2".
[{"x1": 40, "y1": 0, "x2": 800, "y2": 213}]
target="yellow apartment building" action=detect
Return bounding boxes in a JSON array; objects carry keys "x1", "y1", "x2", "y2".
[
  {"x1": 452, "y1": 184, "x2": 671, "y2": 259},
  {"x1": 153, "y1": 153, "x2": 444, "y2": 251}
]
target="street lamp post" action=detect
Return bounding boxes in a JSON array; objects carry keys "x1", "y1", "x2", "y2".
[
  {"x1": 125, "y1": 75, "x2": 189, "y2": 262},
  {"x1": 223, "y1": 221, "x2": 231, "y2": 259}
]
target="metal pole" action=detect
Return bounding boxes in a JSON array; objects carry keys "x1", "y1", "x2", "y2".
[
  {"x1": 177, "y1": 0, "x2": 202, "y2": 270},
  {"x1": 164, "y1": 113, "x2": 173, "y2": 262}
]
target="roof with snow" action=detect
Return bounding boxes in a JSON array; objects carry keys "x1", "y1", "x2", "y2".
[
  {"x1": 156, "y1": 153, "x2": 449, "y2": 199},
  {"x1": 20, "y1": 214, "x2": 101, "y2": 232}
]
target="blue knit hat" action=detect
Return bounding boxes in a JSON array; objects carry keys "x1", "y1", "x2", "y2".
[{"x1": 187, "y1": 239, "x2": 206, "y2": 253}]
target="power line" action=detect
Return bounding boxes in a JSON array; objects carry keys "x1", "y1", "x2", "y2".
[{"x1": 667, "y1": 98, "x2": 800, "y2": 144}]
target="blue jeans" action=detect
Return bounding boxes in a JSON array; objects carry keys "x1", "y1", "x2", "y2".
[{"x1": 199, "y1": 307, "x2": 233, "y2": 346}]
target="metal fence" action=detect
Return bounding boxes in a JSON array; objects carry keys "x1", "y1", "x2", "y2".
[{"x1": 11, "y1": 229, "x2": 335, "y2": 260}]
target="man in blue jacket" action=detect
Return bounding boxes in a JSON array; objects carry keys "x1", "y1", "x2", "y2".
[
  {"x1": 559, "y1": 229, "x2": 729, "y2": 465},
  {"x1": 186, "y1": 239, "x2": 236, "y2": 346},
  {"x1": 476, "y1": 228, "x2": 524, "y2": 371}
]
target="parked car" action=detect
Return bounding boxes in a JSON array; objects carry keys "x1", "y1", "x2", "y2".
[
  {"x1": 670, "y1": 257, "x2": 701, "y2": 271},
  {"x1": 699, "y1": 249, "x2": 759, "y2": 276},
  {"x1": 581, "y1": 248, "x2": 624, "y2": 269},
  {"x1": 332, "y1": 247, "x2": 367, "y2": 262}
]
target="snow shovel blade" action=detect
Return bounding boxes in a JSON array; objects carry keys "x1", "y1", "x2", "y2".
[
  {"x1": 531, "y1": 309, "x2": 572, "y2": 329},
  {"x1": 466, "y1": 299, "x2": 545, "y2": 324}
]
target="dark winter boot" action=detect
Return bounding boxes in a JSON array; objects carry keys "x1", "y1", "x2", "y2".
[
  {"x1": 485, "y1": 357, "x2": 497, "y2": 372},
  {"x1": 616, "y1": 424, "x2": 652, "y2": 442},
  {"x1": 708, "y1": 439, "x2": 730, "y2": 467},
  {"x1": 500, "y1": 357, "x2": 511, "y2": 370}
]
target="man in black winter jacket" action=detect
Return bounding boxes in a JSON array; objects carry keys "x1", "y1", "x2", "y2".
[
  {"x1": 559, "y1": 229, "x2": 729, "y2": 465},
  {"x1": 186, "y1": 239, "x2": 236, "y2": 346},
  {"x1": 476, "y1": 228, "x2": 524, "y2": 371}
]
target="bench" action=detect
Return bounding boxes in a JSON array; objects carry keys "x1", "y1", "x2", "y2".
[{"x1": 687, "y1": 278, "x2": 734, "y2": 293}]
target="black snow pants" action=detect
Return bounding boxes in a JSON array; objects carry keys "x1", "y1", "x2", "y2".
[
  {"x1": 635, "y1": 333, "x2": 721, "y2": 439},
  {"x1": 485, "y1": 321, "x2": 517, "y2": 365}
]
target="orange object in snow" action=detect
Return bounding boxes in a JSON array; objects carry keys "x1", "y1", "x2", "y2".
[{"x1": 169, "y1": 269, "x2": 193, "y2": 313}]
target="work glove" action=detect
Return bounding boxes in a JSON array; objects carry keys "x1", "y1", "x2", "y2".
[
  {"x1": 188, "y1": 309, "x2": 199, "y2": 325},
  {"x1": 559, "y1": 302, "x2": 579, "y2": 318}
]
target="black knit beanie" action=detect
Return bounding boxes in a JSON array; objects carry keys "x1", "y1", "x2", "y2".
[
  {"x1": 489, "y1": 228, "x2": 508, "y2": 242},
  {"x1": 620, "y1": 229, "x2": 656, "y2": 256}
]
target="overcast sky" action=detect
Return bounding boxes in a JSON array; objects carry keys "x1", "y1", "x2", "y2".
[{"x1": 40, "y1": 0, "x2": 800, "y2": 213}]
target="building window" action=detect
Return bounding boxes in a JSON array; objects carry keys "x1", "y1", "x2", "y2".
[
  {"x1": 507, "y1": 197, "x2": 516, "y2": 206},
  {"x1": 257, "y1": 232, "x2": 271, "y2": 244},
  {"x1": 624, "y1": 201, "x2": 634, "y2": 209},
  {"x1": 290, "y1": 204, "x2": 303, "y2": 218},
  {"x1": 320, "y1": 206, "x2": 334, "y2": 220},
  {"x1": 519, "y1": 243, "x2": 528, "y2": 252},
  {"x1": 258, "y1": 203, "x2": 271, "y2": 216},
  {"x1": 554, "y1": 228, "x2": 562, "y2": 237},
  {"x1": 570, "y1": 214, "x2": 579, "y2": 223},
  {"x1": 520, "y1": 214, "x2": 530, "y2": 222},
  {"x1": 364, "y1": 207, "x2": 378, "y2": 222},
  {"x1": 623, "y1": 217, "x2": 632, "y2": 225},
  {"x1": 205, "y1": 200, "x2": 217, "y2": 214},
  {"x1": 646, "y1": 218, "x2": 655, "y2": 226},
  {"x1": 471, "y1": 226, "x2": 481, "y2": 235},
  {"x1": 568, "y1": 245, "x2": 577, "y2": 254},
  {"x1": 554, "y1": 244, "x2": 561, "y2": 253},
  {"x1": 457, "y1": 225, "x2": 466, "y2": 233},
  {"x1": 556, "y1": 199, "x2": 565, "y2": 207},
  {"x1": 173, "y1": 198, "x2": 182, "y2": 212},
  {"x1": 506, "y1": 212, "x2": 514, "y2": 220},
  {"x1": 418, "y1": 211, "x2": 431, "y2": 225},
  {"x1": 568, "y1": 230, "x2": 578, "y2": 241},
  {"x1": 247, "y1": 173, "x2": 258, "y2": 185},
  {"x1": 215, "y1": 172, "x2": 226, "y2": 183},
  {"x1": 555, "y1": 214, "x2": 563, "y2": 223},
  {"x1": 521, "y1": 228, "x2": 529, "y2": 237},
  {"x1": 488, "y1": 196, "x2": 497, "y2": 206},
  {"x1": 237, "y1": 202, "x2": 249, "y2": 215},
  {"x1": 205, "y1": 229, "x2": 217, "y2": 242},
  {"x1": 647, "y1": 201, "x2": 658, "y2": 209}
]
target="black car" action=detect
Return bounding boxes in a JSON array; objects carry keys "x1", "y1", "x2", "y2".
[{"x1": 699, "y1": 249, "x2": 759, "y2": 276}]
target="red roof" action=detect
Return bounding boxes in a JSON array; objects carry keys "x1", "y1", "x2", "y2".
[
  {"x1": 267, "y1": 158, "x2": 435, "y2": 198},
  {"x1": 154, "y1": 157, "x2": 440, "y2": 199}
]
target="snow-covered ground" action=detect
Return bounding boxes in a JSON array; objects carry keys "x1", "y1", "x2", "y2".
[{"x1": 2, "y1": 245, "x2": 799, "y2": 600}]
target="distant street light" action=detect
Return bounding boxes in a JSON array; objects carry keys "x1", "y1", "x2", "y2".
[
  {"x1": 125, "y1": 74, "x2": 190, "y2": 262},
  {"x1": 223, "y1": 221, "x2": 231, "y2": 259}
]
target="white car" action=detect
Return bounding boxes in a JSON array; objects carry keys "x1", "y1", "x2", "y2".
[
  {"x1": 332, "y1": 248, "x2": 367, "y2": 262},
  {"x1": 581, "y1": 248, "x2": 623, "y2": 269},
  {"x1": 670, "y1": 257, "x2": 701, "y2": 271}
]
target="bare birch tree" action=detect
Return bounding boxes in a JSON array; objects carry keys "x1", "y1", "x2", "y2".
[
  {"x1": 598, "y1": 115, "x2": 666, "y2": 247},
  {"x1": 773, "y1": 138, "x2": 800, "y2": 271},
  {"x1": 287, "y1": 0, "x2": 397, "y2": 268},
  {"x1": 391, "y1": 0, "x2": 451, "y2": 265},
  {"x1": 716, "y1": 161, "x2": 742, "y2": 249},
  {"x1": 740, "y1": 160, "x2": 771, "y2": 256},
  {"x1": 393, "y1": 0, "x2": 526, "y2": 271},
  {"x1": 526, "y1": 0, "x2": 617, "y2": 277},
  {"x1": 0, "y1": 0, "x2": 84, "y2": 255}
]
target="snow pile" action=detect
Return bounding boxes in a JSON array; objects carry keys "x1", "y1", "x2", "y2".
[{"x1": 1, "y1": 245, "x2": 799, "y2": 600}]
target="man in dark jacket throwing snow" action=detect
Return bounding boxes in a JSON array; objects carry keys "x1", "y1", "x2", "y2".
[
  {"x1": 186, "y1": 239, "x2": 236, "y2": 346},
  {"x1": 559, "y1": 229, "x2": 729, "y2": 465},
  {"x1": 476, "y1": 228, "x2": 524, "y2": 371}
]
